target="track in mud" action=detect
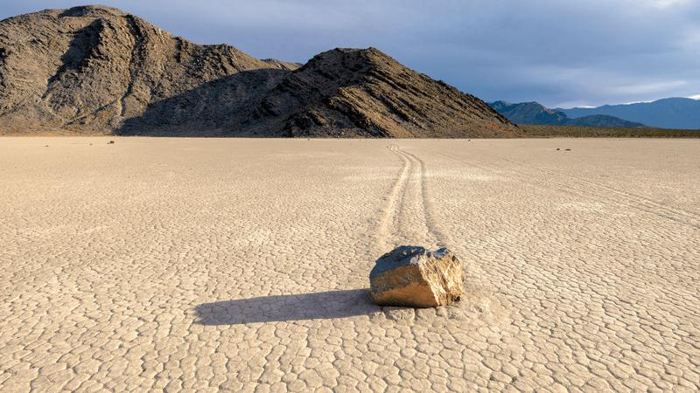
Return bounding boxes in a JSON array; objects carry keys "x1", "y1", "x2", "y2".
[
  {"x1": 375, "y1": 145, "x2": 447, "y2": 255},
  {"x1": 439, "y1": 152, "x2": 700, "y2": 230}
]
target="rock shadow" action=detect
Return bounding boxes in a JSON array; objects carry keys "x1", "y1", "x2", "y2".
[{"x1": 195, "y1": 289, "x2": 378, "y2": 325}]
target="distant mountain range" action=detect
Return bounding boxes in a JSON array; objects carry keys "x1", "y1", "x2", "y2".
[
  {"x1": 489, "y1": 101, "x2": 645, "y2": 128},
  {"x1": 558, "y1": 98, "x2": 700, "y2": 130}
]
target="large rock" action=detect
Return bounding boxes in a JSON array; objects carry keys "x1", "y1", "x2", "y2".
[{"x1": 370, "y1": 246, "x2": 464, "y2": 308}]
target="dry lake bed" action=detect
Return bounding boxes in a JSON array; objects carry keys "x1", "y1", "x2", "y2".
[{"x1": 1, "y1": 137, "x2": 699, "y2": 392}]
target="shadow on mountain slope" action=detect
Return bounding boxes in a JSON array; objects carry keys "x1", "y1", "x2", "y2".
[{"x1": 116, "y1": 68, "x2": 291, "y2": 137}]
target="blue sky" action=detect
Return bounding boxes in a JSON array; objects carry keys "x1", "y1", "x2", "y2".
[{"x1": 2, "y1": 1, "x2": 699, "y2": 108}]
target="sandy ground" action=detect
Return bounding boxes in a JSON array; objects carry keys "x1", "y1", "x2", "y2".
[{"x1": 1, "y1": 137, "x2": 698, "y2": 392}]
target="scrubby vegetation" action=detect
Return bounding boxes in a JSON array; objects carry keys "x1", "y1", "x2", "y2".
[{"x1": 519, "y1": 124, "x2": 700, "y2": 138}]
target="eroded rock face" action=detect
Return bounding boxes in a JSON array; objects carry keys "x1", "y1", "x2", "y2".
[{"x1": 370, "y1": 246, "x2": 464, "y2": 308}]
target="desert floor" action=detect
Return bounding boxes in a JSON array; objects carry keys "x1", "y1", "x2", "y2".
[{"x1": 1, "y1": 138, "x2": 699, "y2": 392}]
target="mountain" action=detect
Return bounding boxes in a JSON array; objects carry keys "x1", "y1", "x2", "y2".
[
  {"x1": 489, "y1": 101, "x2": 644, "y2": 128},
  {"x1": 0, "y1": 6, "x2": 296, "y2": 134},
  {"x1": 0, "y1": 6, "x2": 517, "y2": 138},
  {"x1": 560, "y1": 98, "x2": 700, "y2": 130},
  {"x1": 489, "y1": 101, "x2": 568, "y2": 125},
  {"x1": 121, "y1": 47, "x2": 518, "y2": 137}
]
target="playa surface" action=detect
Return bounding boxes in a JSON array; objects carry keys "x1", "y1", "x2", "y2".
[{"x1": 1, "y1": 138, "x2": 698, "y2": 392}]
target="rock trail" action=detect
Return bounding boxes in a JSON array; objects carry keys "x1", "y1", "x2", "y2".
[
  {"x1": 440, "y1": 152, "x2": 700, "y2": 230},
  {"x1": 377, "y1": 145, "x2": 445, "y2": 255}
]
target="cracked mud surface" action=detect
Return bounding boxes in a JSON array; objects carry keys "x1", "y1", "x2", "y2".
[{"x1": 1, "y1": 138, "x2": 698, "y2": 392}]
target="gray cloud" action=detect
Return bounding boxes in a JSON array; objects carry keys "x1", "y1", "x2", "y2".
[{"x1": 2, "y1": 0, "x2": 698, "y2": 107}]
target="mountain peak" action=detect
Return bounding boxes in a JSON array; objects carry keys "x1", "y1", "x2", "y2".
[
  {"x1": 301, "y1": 47, "x2": 398, "y2": 72},
  {"x1": 244, "y1": 46, "x2": 517, "y2": 137},
  {"x1": 58, "y1": 5, "x2": 127, "y2": 18}
]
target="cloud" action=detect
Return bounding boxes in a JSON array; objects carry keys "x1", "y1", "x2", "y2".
[
  {"x1": 1, "y1": 0, "x2": 698, "y2": 107},
  {"x1": 644, "y1": 0, "x2": 692, "y2": 8},
  {"x1": 607, "y1": 81, "x2": 688, "y2": 96}
]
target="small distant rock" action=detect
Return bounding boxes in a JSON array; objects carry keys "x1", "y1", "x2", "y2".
[
  {"x1": 556, "y1": 148, "x2": 560, "y2": 151},
  {"x1": 565, "y1": 148, "x2": 571, "y2": 151},
  {"x1": 107, "y1": 140, "x2": 115, "y2": 144},
  {"x1": 370, "y1": 246, "x2": 464, "y2": 308}
]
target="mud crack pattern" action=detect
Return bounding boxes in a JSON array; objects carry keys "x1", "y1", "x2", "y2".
[{"x1": 1, "y1": 138, "x2": 698, "y2": 392}]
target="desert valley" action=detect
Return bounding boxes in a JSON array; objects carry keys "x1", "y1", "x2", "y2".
[{"x1": 1, "y1": 4, "x2": 699, "y2": 393}]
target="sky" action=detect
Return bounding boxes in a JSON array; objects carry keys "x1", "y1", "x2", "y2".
[{"x1": 2, "y1": 0, "x2": 699, "y2": 108}]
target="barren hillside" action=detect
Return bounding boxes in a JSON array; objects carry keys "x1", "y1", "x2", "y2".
[{"x1": 0, "y1": 5, "x2": 517, "y2": 137}]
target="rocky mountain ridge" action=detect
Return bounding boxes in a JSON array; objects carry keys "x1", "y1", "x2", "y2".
[{"x1": 0, "y1": 5, "x2": 518, "y2": 138}]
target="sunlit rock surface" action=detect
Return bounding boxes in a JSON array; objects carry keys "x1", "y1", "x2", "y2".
[{"x1": 370, "y1": 246, "x2": 464, "y2": 307}]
